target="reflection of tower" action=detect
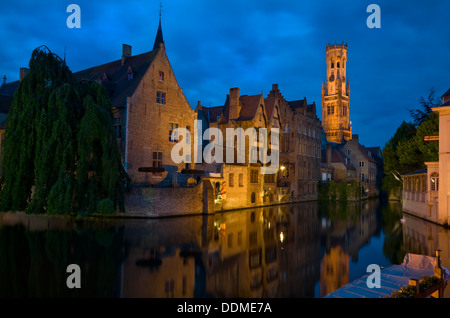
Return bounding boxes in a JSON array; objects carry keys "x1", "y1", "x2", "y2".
[
  {"x1": 320, "y1": 245, "x2": 349, "y2": 297},
  {"x1": 322, "y1": 42, "x2": 351, "y2": 143}
]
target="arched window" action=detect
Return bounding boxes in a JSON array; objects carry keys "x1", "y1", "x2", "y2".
[
  {"x1": 337, "y1": 61, "x2": 340, "y2": 68},
  {"x1": 331, "y1": 60, "x2": 334, "y2": 68},
  {"x1": 430, "y1": 173, "x2": 439, "y2": 192}
]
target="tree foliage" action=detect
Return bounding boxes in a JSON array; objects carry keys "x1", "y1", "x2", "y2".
[
  {"x1": 0, "y1": 46, "x2": 129, "y2": 215},
  {"x1": 382, "y1": 88, "x2": 439, "y2": 194},
  {"x1": 408, "y1": 87, "x2": 441, "y2": 126}
]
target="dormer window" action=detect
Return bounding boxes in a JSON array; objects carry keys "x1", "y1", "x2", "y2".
[
  {"x1": 127, "y1": 66, "x2": 133, "y2": 80},
  {"x1": 159, "y1": 71, "x2": 164, "y2": 81}
]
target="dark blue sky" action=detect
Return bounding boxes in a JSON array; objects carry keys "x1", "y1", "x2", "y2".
[{"x1": 1, "y1": 0, "x2": 449, "y2": 148}]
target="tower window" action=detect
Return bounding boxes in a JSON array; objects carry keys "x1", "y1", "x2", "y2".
[
  {"x1": 337, "y1": 62, "x2": 340, "y2": 68},
  {"x1": 331, "y1": 61, "x2": 334, "y2": 68},
  {"x1": 327, "y1": 105, "x2": 334, "y2": 115}
]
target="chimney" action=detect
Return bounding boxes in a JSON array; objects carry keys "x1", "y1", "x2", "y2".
[
  {"x1": 229, "y1": 87, "x2": 241, "y2": 120},
  {"x1": 352, "y1": 134, "x2": 358, "y2": 142},
  {"x1": 20, "y1": 68, "x2": 29, "y2": 81},
  {"x1": 121, "y1": 44, "x2": 132, "y2": 65}
]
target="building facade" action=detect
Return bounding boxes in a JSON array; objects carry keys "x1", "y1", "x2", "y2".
[{"x1": 271, "y1": 84, "x2": 322, "y2": 202}]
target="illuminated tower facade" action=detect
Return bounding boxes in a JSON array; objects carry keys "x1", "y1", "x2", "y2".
[{"x1": 322, "y1": 43, "x2": 351, "y2": 143}]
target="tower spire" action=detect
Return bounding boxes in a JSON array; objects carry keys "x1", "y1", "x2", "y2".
[{"x1": 153, "y1": 2, "x2": 164, "y2": 50}]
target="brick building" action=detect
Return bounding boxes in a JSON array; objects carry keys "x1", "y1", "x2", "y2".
[
  {"x1": 271, "y1": 84, "x2": 322, "y2": 202},
  {"x1": 196, "y1": 86, "x2": 284, "y2": 211}
]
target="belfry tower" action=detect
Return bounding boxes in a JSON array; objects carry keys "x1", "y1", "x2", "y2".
[{"x1": 322, "y1": 42, "x2": 351, "y2": 143}]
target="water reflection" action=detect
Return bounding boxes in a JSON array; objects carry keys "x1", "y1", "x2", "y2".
[{"x1": 1, "y1": 199, "x2": 446, "y2": 298}]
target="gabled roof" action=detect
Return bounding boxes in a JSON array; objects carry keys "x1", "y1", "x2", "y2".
[
  {"x1": 0, "y1": 19, "x2": 165, "y2": 112},
  {"x1": 331, "y1": 148, "x2": 356, "y2": 170},
  {"x1": 197, "y1": 105, "x2": 224, "y2": 124},
  {"x1": 238, "y1": 94, "x2": 264, "y2": 121},
  {"x1": 74, "y1": 49, "x2": 159, "y2": 108},
  {"x1": 358, "y1": 144, "x2": 377, "y2": 163},
  {"x1": 264, "y1": 96, "x2": 276, "y2": 120},
  {"x1": 287, "y1": 99, "x2": 306, "y2": 111}
]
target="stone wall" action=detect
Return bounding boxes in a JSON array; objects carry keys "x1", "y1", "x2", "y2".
[{"x1": 124, "y1": 180, "x2": 214, "y2": 217}]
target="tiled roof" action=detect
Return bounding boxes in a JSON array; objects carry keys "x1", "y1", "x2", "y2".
[
  {"x1": 331, "y1": 148, "x2": 356, "y2": 170},
  {"x1": 199, "y1": 105, "x2": 224, "y2": 124},
  {"x1": 287, "y1": 99, "x2": 306, "y2": 111},
  {"x1": 264, "y1": 96, "x2": 276, "y2": 120},
  {"x1": 441, "y1": 88, "x2": 450, "y2": 98},
  {"x1": 238, "y1": 94, "x2": 263, "y2": 121},
  {"x1": 74, "y1": 49, "x2": 159, "y2": 108},
  {"x1": 0, "y1": 49, "x2": 159, "y2": 112}
]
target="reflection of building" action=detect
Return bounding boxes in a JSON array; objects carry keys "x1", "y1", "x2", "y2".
[
  {"x1": 202, "y1": 207, "x2": 279, "y2": 297},
  {"x1": 402, "y1": 212, "x2": 450, "y2": 297},
  {"x1": 277, "y1": 202, "x2": 321, "y2": 297},
  {"x1": 320, "y1": 246, "x2": 349, "y2": 297},
  {"x1": 402, "y1": 89, "x2": 450, "y2": 226},
  {"x1": 319, "y1": 200, "x2": 380, "y2": 296},
  {"x1": 122, "y1": 247, "x2": 196, "y2": 298}
]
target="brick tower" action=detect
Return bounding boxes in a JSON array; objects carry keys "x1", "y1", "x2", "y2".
[{"x1": 322, "y1": 42, "x2": 351, "y2": 143}]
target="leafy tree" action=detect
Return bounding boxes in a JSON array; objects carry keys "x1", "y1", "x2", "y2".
[
  {"x1": 396, "y1": 112, "x2": 439, "y2": 170},
  {"x1": 408, "y1": 87, "x2": 441, "y2": 126},
  {"x1": 0, "y1": 46, "x2": 129, "y2": 215},
  {"x1": 381, "y1": 121, "x2": 416, "y2": 193}
]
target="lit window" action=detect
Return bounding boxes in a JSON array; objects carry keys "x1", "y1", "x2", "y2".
[
  {"x1": 431, "y1": 172, "x2": 439, "y2": 191},
  {"x1": 169, "y1": 123, "x2": 178, "y2": 142}
]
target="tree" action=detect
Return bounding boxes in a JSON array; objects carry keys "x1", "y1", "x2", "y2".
[
  {"x1": 0, "y1": 46, "x2": 129, "y2": 215},
  {"x1": 381, "y1": 121, "x2": 416, "y2": 193},
  {"x1": 408, "y1": 87, "x2": 441, "y2": 126}
]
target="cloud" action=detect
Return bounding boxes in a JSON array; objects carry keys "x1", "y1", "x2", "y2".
[{"x1": 1, "y1": 0, "x2": 449, "y2": 148}]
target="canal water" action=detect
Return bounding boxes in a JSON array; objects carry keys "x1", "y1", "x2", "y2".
[{"x1": 1, "y1": 198, "x2": 449, "y2": 298}]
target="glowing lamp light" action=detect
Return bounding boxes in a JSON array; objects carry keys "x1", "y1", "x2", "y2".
[{"x1": 279, "y1": 231, "x2": 285, "y2": 243}]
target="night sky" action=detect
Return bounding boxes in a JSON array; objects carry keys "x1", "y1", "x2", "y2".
[{"x1": 1, "y1": 0, "x2": 449, "y2": 149}]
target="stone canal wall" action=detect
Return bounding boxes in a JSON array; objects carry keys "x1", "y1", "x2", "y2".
[{"x1": 124, "y1": 181, "x2": 215, "y2": 217}]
